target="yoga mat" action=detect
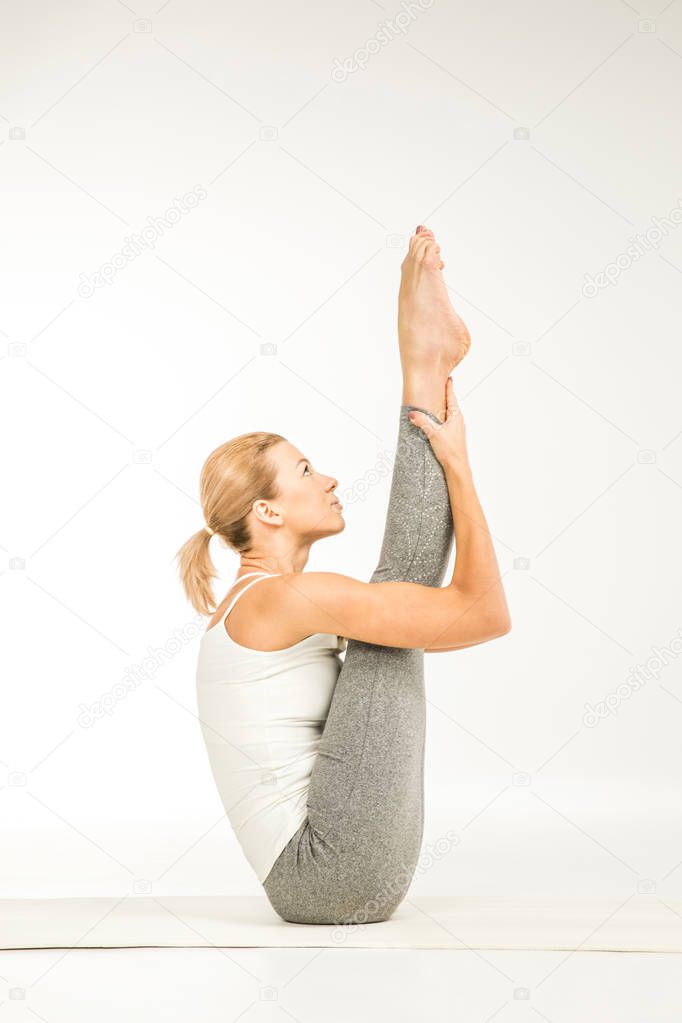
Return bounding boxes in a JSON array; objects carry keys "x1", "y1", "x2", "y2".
[{"x1": 2, "y1": 896, "x2": 681, "y2": 952}]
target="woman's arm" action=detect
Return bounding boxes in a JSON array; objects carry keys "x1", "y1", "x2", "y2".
[
  {"x1": 410, "y1": 376, "x2": 509, "y2": 649},
  {"x1": 422, "y1": 458, "x2": 510, "y2": 650}
]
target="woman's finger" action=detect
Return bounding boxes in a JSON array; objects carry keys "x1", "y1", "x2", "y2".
[
  {"x1": 445, "y1": 377, "x2": 460, "y2": 419},
  {"x1": 407, "y1": 410, "x2": 436, "y2": 437}
]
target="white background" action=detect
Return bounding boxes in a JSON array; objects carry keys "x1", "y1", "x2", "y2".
[{"x1": 2, "y1": 0, "x2": 681, "y2": 901}]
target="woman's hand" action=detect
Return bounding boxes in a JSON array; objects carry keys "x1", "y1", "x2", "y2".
[{"x1": 408, "y1": 376, "x2": 469, "y2": 472}]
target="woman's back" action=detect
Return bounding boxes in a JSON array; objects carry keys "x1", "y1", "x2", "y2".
[{"x1": 195, "y1": 571, "x2": 347, "y2": 882}]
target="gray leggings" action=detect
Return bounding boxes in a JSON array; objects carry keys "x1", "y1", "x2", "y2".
[{"x1": 262, "y1": 404, "x2": 454, "y2": 925}]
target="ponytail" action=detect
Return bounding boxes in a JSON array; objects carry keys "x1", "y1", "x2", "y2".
[
  {"x1": 175, "y1": 527, "x2": 217, "y2": 618},
  {"x1": 175, "y1": 430, "x2": 286, "y2": 616}
]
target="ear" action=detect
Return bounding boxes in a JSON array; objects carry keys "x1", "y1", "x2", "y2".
[{"x1": 252, "y1": 499, "x2": 282, "y2": 527}]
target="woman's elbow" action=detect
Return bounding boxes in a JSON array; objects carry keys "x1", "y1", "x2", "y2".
[{"x1": 482, "y1": 613, "x2": 512, "y2": 642}]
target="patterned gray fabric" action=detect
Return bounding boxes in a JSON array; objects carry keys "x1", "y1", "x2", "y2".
[{"x1": 263, "y1": 403, "x2": 454, "y2": 924}]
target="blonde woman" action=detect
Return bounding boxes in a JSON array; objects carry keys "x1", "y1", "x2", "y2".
[{"x1": 177, "y1": 226, "x2": 511, "y2": 925}]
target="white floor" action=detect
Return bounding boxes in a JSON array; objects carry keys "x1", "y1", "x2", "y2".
[{"x1": 1, "y1": 946, "x2": 681, "y2": 1021}]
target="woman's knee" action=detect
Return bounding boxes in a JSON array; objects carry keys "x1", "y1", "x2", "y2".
[{"x1": 263, "y1": 875, "x2": 398, "y2": 926}]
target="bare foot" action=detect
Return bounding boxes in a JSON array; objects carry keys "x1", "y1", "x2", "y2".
[{"x1": 398, "y1": 225, "x2": 471, "y2": 377}]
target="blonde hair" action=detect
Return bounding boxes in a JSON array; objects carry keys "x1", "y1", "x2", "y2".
[{"x1": 176, "y1": 430, "x2": 286, "y2": 616}]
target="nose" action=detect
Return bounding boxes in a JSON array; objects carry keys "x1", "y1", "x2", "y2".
[{"x1": 326, "y1": 476, "x2": 338, "y2": 493}]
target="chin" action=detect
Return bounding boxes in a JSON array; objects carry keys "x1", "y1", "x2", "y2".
[{"x1": 330, "y1": 513, "x2": 346, "y2": 533}]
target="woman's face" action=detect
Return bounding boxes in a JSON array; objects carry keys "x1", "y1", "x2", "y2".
[{"x1": 264, "y1": 441, "x2": 345, "y2": 540}]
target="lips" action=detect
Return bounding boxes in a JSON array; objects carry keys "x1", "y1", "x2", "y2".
[{"x1": 331, "y1": 500, "x2": 343, "y2": 511}]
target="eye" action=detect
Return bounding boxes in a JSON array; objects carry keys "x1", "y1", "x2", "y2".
[{"x1": 303, "y1": 463, "x2": 312, "y2": 476}]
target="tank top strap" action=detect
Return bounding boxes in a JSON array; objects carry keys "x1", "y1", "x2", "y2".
[{"x1": 222, "y1": 572, "x2": 281, "y2": 623}]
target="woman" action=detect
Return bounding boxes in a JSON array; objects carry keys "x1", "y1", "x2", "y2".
[{"x1": 176, "y1": 226, "x2": 511, "y2": 925}]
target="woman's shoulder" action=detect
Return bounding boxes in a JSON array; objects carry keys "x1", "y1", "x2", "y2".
[
  {"x1": 227, "y1": 571, "x2": 359, "y2": 650},
  {"x1": 224, "y1": 573, "x2": 302, "y2": 650}
]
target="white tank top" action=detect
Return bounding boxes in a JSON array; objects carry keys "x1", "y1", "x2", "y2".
[{"x1": 195, "y1": 572, "x2": 347, "y2": 883}]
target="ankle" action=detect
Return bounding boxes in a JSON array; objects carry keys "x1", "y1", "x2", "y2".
[{"x1": 402, "y1": 369, "x2": 449, "y2": 421}]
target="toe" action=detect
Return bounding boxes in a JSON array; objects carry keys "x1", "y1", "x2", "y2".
[
  {"x1": 410, "y1": 232, "x2": 436, "y2": 258},
  {"x1": 422, "y1": 240, "x2": 443, "y2": 269},
  {"x1": 411, "y1": 227, "x2": 434, "y2": 245},
  {"x1": 404, "y1": 226, "x2": 438, "y2": 266}
]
